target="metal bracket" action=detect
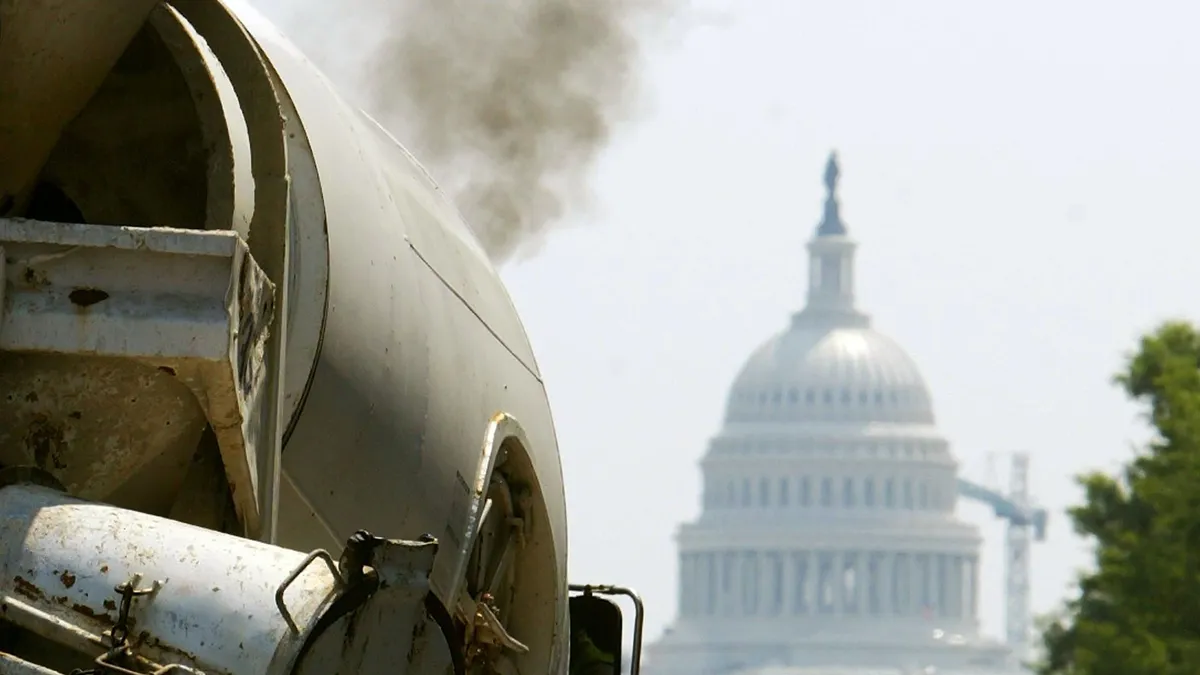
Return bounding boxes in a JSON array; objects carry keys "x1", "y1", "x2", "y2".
[
  {"x1": 108, "y1": 575, "x2": 163, "y2": 648},
  {"x1": 290, "y1": 536, "x2": 449, "y2": 675},
  {"x1": 569, "y1": 584, "x2": 647, "y2": 675}
]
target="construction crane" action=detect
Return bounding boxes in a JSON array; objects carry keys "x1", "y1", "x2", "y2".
[{"x1": 957, "y1": 452, "x2": 1049, "y2": 664}]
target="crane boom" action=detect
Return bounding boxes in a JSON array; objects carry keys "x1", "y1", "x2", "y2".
[{"x1": 956, "y1": 453, "x2": 1047, "y2": 666}]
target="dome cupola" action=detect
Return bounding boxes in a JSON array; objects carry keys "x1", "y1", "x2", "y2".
[{"x1": 724, "y1": 151, "x2": 935, "y2": 427}]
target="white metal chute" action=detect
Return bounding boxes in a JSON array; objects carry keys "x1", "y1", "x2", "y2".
[
  {"x1": 0, "y1": 479, "x2": 452, "y2": 675},
  {"x1": 0, "y1": 219, "x2": 276, "y2": 534},
  {"x1": 0, "y1": 480, "x2": 337, "y2": 674}
]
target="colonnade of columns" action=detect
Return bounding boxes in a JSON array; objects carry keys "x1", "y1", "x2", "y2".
[{"x1": 677, "y1": 549, "x2": 979, "y2": 621}]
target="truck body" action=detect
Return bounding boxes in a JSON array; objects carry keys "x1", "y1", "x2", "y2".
[{"x1": 0, "y1": 1, "x2": 642, "y2": 673}]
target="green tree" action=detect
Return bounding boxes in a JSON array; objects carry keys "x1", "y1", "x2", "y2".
[{"x1": 1038, "y1": 321, "x2": 1200, "y2": 675}]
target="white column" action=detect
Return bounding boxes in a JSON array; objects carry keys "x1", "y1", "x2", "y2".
[
  {"x1": 744, "y1": 551, "x2": 759, "y2": 617},
  {"x1": 910, "y1": 553, "x2": 921, "y2": 615},
  {"x1": 801, "y1": 551, "x2": 814, "y2": 615},
  {"x1": 720, "y1": 552, "x2": 734, "y2": 617},
  {"x1": 934, "y1": 554, "x2": 946, "y2": 618},
  {"x1": 960, "y1": 552, "x2": 969, "y2": 614},
  {"x1": 686, "y1": 553, "x2": 699, "y2": 616},
  {"x1": 834, "y1": 552, "x2": 845, "y2": 617},
  {"x1": 780, "y1": 551, "x2": 794, "y2": 616},
  {"x1": 968, "y1": 555, "x2": 980, "y2": 621},
  {"x1": 809, "y1": 551, "x2": 820, "y2": 615},
  {"x1": 735, "y1": 552, "x2": 746, "y2": 617},
  {"x1": 856, "y1": 552, "x2": 868, "y2": 614},
  {"x1": 733, "y1": 552, "x2": 745, "y2": 617},
  {"x1": 956, "y1": 555, "x2": 966, "y2": 619},
  {"x1": 705, "y1": 553, "x2": 717, "y2": 616},
  {"x1": 790, "y1": 552, "x2": 802, "y2": 615},
  {"x1": 879, "y1": 552, "x2": 893, "y2": 615},
  {"x1": 794, "y1": 551, "x2": 806, "y2": 615},
  {"x1": 770, "y1": 551, "x2": 784, "y2": 615},
  {"x1": 865, "y1": 552, "x2": 878, "y2": 614},
  {"x1": 677, "y1": 553, "x2": 688, "y2": 617},
  {"x1": 900, "y1": 553, "x2": 910, "y2": 615},
  {"x1": 849, "y1": 550, "x2": 859, "y2": 612},
  {"x1": 711, "y1": 553, "x2": 721, "y2": 615}
]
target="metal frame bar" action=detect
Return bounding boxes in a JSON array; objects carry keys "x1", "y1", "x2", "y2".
[{"x1": 569, "y1": 584, "x2": 646, "y2": 675}]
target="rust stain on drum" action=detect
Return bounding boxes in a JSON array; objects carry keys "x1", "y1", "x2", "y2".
[
  {"x1": 71, "y1": 602, "x2": 116, "y2": 626},
  {"x1": 25, "y1": 414, "x2": 66, "y2": 471},
  {"x1": 12, "y1": 576, "x2": 45, "y2": 602},
  {"x1": 59, "y1": 570, "x2": 76, "y2": 588}
]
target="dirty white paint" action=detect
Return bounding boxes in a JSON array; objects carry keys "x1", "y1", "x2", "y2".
[
  {"x1": 0, "y1": 483, "x2": 337, "y2": 675},
  {"x1": 0, "y1": 218, "x2": 274, "y2": 532}
]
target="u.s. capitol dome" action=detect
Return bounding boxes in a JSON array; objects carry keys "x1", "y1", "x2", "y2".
[{"x1": 643, "y1": 153, "x2": 1017, "y2": 675}]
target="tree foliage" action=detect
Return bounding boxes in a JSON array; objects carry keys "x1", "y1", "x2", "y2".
[{"x1": 1038, "y1": 321, "x2": 1200, "y2": 675}]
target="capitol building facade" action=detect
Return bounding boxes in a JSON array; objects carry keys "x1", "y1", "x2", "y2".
[{"x1": 643, "y1": 154, "x2": 1019, "y2": 675}]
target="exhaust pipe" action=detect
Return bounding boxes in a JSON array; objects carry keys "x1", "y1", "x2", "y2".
[{"x1": 0, "y1": 0, "x2": 161, "y2": 215}]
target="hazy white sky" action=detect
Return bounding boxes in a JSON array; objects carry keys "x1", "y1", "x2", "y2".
[{"x1": 254, "y1": 0, "x2": 1200, "y2": 647}]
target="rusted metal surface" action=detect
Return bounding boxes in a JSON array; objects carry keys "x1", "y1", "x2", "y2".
[
  {"x1": 0, "y1": 483, "x2": 340, "y2": 675},
  {"x1": 0, "y1": 219, "x2": 275, "y2": 532}
]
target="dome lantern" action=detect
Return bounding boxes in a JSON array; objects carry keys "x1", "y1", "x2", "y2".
[{"x1": 797, "y1": 150, "x2": 869, "y2": 330}]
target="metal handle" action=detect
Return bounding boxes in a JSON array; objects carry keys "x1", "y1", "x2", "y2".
[{"x1": 275, "y1": 549, "x2": 343, "y2": 634}]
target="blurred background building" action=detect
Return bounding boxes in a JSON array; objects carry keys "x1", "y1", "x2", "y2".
[{"x1": 643, "y1": 153, "x2": 1042, "y2": 675}]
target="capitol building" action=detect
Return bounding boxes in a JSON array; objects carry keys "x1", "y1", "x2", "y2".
[{"x1": 643, "y1": 154, "x2": 1020, "y2": 675}]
